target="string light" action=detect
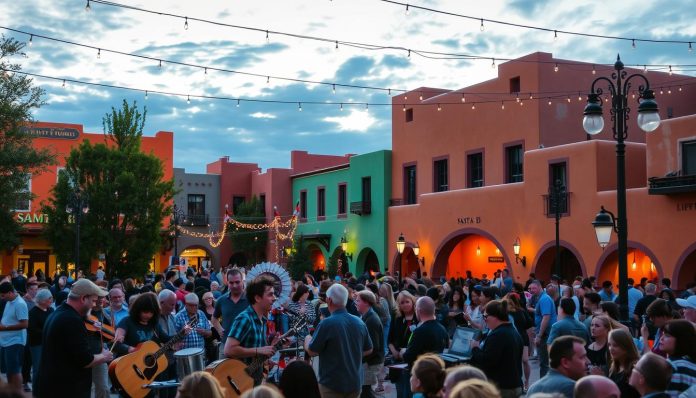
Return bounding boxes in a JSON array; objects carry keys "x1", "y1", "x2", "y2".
[
  {"x1": 158, "y1": 59, "x2": 162, "y2": 68},
  {"x1": 85, "y1": 0, "x2": 91, "y2": 12},
  {"x1": 519, "y1": 100, "x2": 523, "y2": 106},
  {"x1": 402, "y1": 104, "x2": 406, "y2": 112},
  {"x1": 332, "y1": 84, "x2": 336, "y2": 94},
  {"x1": 340, "y1": 103, "x2": 343, "y2": 111},
  {"x1": 187, "y1": 95, "x2": 190, "y2": 104},
  {"x1": 28, "y1": 35, "x2": 33, "y2": 46},
  {"x1": 491, "y1": 58, "x2": 496, "y2": 69},
  {"x1": 388, "y1": 88, "x2": 392, "y2": 95},
  {"x1": 407, "y1": 49, "x2": 411, "y2": 58},
  {"x1": 679, "y1": 86, "x2": 683, "y2": 92},
  {"x1": 419, "y1": 91, "x2": 423, "y2": 100},
  {"x1": 479, "y1": 18, "x2": 485, "y2": 32},
  {"x1": 298, "y1": 102, "x2": 302, "y2": 111},
  {"x1": 660, "y1": 88, "x2": 664, "y2": 95},
  {"x1": 265, "y1": 30, "x2": 269, "y2": 43},
  {"x1": 668, "y1": 88, "x2": 672, "y2": 94},
  {"x1": 461, "y1": 93, "x2": 466, "y2": 102},
  {"x1": 554, "y1": 30, "x2": 558, "y2": 41},
  {"x1": 632, "y1": 39, "x2": 636, "y2": 49},
  {"x1": 529, "y1": 93, "x2": 533, "y2": 100},
  {"x1": 592, "y1": 65, "x2": 596, "y2": 75},
  {"x1": 236, "y1": 99, "x2": 240, "y2": 107},
  {"x1": 566, "y1": 96, "x2": 571, "y2": 103},
  {"x1": 500, "y1": 101, "x2": 504, "y2": 110},
  {"x1": 578, "y1": 92, "x2": 582, "y2": 101},
  {"x1": 690, "y1": 42, "x2": 693, "y2": 53},
  {"x1": 437, "y1": 104, "x2": 441, "y2": 111},
  {"x1": 405, "y1": 4, "x2": 410, "y2": 15},
  {"x1": 97, "y1": 48, "x2": 101, "y2": 59},
  {"x1": 669, "y1": 65, "x2": 673, "y2": 75},
  {"x1": 643, "y1": 65, "x2": 648, "y2": 74},
  {"x1": 554, "y1": 63, "x2": 559, "y2": 72},
  {"x1": 515, "y1": 93, "x2": 520, "y2": 102},
  {"x1": 184, "y1": 17, "x2": 189, "y2": 30},
  {"x1": 266, "y1": 75, "x2": 270, "y2": 84},
  {"x1": 471, "y1": 103, "x2": 476, "y2": 110},
  {"x1": 62, "y1": 79, "x2": 65, "y2": 87},
  {"x1": 335, "y1": 40, "x2": 338, "y2": 50},
  {"x1": 145, "y1": 90, "x2": 148, "y2": 100},
  {"x1": 365, "y1": 102, "x2": 369, "y2": 110},
  {"x1": 548, "y1": 98, "x2": 552, "y2": 105}
]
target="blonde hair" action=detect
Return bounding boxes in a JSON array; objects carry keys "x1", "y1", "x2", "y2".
[
  {"x1": 449, "y1": 378, "x2": 500, "y2": 398},
  {"x1": 395, "y1": 290, "x2": 417, "y2": 318},
  {"x1": 176, "y1": 371, "x2": 225, "y2": 398},
  {"x1": 412, "y1": 354, "x2": 446, "y2": 398},
  {"x1": 240, "y1": 385, "x2": 284, "y2": 398}
]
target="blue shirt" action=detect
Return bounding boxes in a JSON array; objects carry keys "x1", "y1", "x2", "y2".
[
  {"x1": 0, "y1": 295, "x2": 28, "y2": 346},
  {"x1": 535, "y1": 292, "x2": 557, "y2": 335},
  {"x1": 627, "y1": 286, "x2": 643, "y2": 316},
  {"x1": 599, "y1": 289, "x2": 617, "y2": 302},
  {"x1": 547, "y1": 316, "x2": 591, "y2": 345},
  {"x1": 174, "y1": 309, "x2": 210, "y2": 350},
  {"x1": 104, "y1": 305, "x2": 129, "y2": 327},
  {"x1": 527, "y1": 369, "x2": 576, "y2": 397},
  {"x1": 308, "y1": 308, "x2": 372, "y2": 393}
]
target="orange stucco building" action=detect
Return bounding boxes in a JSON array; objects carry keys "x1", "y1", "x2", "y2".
[
  {"x1": 388, "y1": 52, "x2": 696, "y2": 289},
  {"x1": 2, "y1": 122, "x2": 174, "y2": 276}
]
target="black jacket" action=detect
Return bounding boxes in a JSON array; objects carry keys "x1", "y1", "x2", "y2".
[
  {"x1": 402, "y1": 319, "x2": 449, "y2": 368},
  {"x1": 362, "y1": 308, "x2": 384, "y2": 365},
  {"x1": 470, "y1": 322, "x2": 523, "y2": 389}
]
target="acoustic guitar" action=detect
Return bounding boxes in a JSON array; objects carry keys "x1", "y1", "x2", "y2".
[
  {"x1": 108, "y1": 315, "x2": 198, "y2": 398},
  {"x1": 206, "y1": 316, "x2": 307, "y2": 398}
]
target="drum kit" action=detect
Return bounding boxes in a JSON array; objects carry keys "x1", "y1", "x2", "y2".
[{"x1": 142, "y1": 347, "x2": 206, "y2": 396}]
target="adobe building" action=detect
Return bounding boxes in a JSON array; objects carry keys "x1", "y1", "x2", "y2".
[
  {"x1": 3, "y1": 121, "x2": 174, "y2": 276},
  {"x1": 388, "y1": 52, "x2": 696, "y2": 289}
]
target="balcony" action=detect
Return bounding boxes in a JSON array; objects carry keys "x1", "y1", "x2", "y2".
[
  {"x1": 649, "y1": 173, "x2": 696, "y2": 195},
  {"x1": 542, "y1": 192, "x2": 571, "y2": 217},
  {"x1": 184, "y1": 213, "x2": 209, "y2": 226},
  {"x1": 350, "y1": 201, "x2": 371, "y2": 215}
]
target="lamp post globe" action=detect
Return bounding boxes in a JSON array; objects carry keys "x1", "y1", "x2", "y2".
[
  {"x1": 592, "y1": 206, "x2": 615, "y2": 249},
  {"x1": 396, "y1": 233, "x2": 406, "y2": 254}
]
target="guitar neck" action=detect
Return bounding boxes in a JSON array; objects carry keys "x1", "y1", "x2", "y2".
[
  {"x1": 246, "y1": 326, "x2": 300, "y2": 375},
  {"x1": 154, "y1": 315, "x2": 197, "y2": 359}
]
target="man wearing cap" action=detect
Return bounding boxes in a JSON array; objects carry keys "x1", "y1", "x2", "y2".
[
  {"x1": 676, "y1": 295, "x2": 696, "y2": 324},
  {"x1": 34, "y1": 279, "x2": 113, "y2": 398},
  {"x1": 174, "y1": 293, "x2": 211, "y2": 350},
  {"x1": 0, "y1": 281, "x2": 29, "y2": 390}
]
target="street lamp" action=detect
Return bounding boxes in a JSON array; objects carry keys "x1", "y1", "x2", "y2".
[
  {"x1": 396, "y1": 233, "x2": 406, "y2": 254},
  {"x1": 340, "y1": 235, "x2": 352, "y2": 261},
  {"x1": 66, "y1": 189, "x2": 89, "y2": 275},
  {"x1": 583, "y1": 54, "x2": 660, "y2": 323},
  {"x1": 549, "y1": 179, "x2": 567, "y2": 277},
  {"x1": 592, "y1": 206, "x2": 617, "y2": 249},
  {"x1": 171, "y1": 203, "x2": 185, "y2": 266},
  {"x1": 513, "y1": 237, "x2": 526, "y2": 266}
]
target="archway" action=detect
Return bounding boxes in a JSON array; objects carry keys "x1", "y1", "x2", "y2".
[
  {"x1": 180, "y1": 246, "x2": 212, "y2": 271},
  {"x1": 392, "y1": 246, "x2": 420, "y2": 279},
  {"x1": 228, "y1": 252, "x2": 247, "y2": 268},
  {"x1": 532, "y1": 241, "x2": 585, "y2": 285},
  {"x1": 308, "y1": 244, "x2": 326, "y2": 271},
  {"x1": 595, "y1": 242, "x2": 662, "y2": 286},
  {"x1": 432, "y1": 229, "x2": 511, "y2": 280},
  {"x1": 357, "y1": 248, "x2": 380, "y2": 275},
  {"x1": 674, "y1": 243, "x2": 696, "y2": 289}
]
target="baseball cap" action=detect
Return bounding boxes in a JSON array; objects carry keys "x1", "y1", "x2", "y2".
[
  {"x1": 71, "y1": 279, "x2": 108, "y2": 297},
  {"x1": 676, "y1": 295, "x2": 696, "y2": 310}
]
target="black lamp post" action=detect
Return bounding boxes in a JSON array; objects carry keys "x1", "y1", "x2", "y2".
[
  {"x1": 67, "y1": 190, "x2": 88, "y2": 275},
  {"x1": 549, "y1": 179, "x2": 566, "y2": 277},
  {"x1": 583, "y1": 54, "x2": 661, "y2": 323},
  {"x1": 171, "y1": 204, "x2": 185, "y2": 266}
]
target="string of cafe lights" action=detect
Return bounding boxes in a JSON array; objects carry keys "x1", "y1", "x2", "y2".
[
  {"x1": 381, "y1": 0, "x2": 696, "y2": 50},
  {"x1": 82, "y1": 0, "x2": 695, "y2": 71},
  {"x1": 4, "y1": 67, "x2": 694, "y2": 113}
]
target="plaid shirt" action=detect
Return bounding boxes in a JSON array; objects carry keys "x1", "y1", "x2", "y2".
[
  {"x1": 228, "y1": 305, "x2": 268, "y2": 364},
  {"x1": 174, "y1": 309, "x2": 210, "y2": 350}
]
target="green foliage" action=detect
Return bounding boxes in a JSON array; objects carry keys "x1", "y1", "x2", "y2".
[
  {"x1": 43, "y1": 101, "x2": 174, "y2": 278},
  {"x1": 287, "y1": 235, "x2": 313, "y2": 281},
  {"x1": 227, "y1": 196, "x2": 267, "y2": 267},
  {"x1": 0, "y1": 35, "x2": 55, "y2": 250}
]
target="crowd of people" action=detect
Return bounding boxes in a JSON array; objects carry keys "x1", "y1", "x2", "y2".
[{"x1": 0, "y1": 265, "x2": 694, "y2": 398}]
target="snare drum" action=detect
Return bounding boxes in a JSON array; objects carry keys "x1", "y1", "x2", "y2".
[{"x1": 174, "y1": 347, "x2": 205, "y2": 380}]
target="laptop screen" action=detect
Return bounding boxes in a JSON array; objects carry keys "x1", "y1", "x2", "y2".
[{"x1": 449, "y1": 327, "x2": 480, "y2": 356}]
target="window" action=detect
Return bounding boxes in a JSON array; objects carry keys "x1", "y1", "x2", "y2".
[
  {"x1": 317, "y1": 187, "x2": 326, "y2": 219},
  {"x1": 433, "y1": 159, "x2": 448, "y2": 192},
  {"x1": 300, "y1": 190, "x2": 307, "y2": 219},
  {"x1": 467, "y1": 152, "x2": 484, "y2": 188},
  {"x1": 259, "y1": 194, "x2": 266, "y2": 216},
  {"x1": 187, "y1": 194, "x2": 205, "y2": 216},
  {"x1": 232, "y1": 196, "x2": 245, "y2": 214},
  {"x1": 404, "y1": 165, "x2": 417, "y2": 204},
  {"x1": 56, "y1": 167, "x2": 66, "y2": 183},
  {"x1": 548, "y1": 162, "x2": 568, "y2": 214},
  {"x1": 338, "y1": 184, "x2": 347, "y2": 215},
  {"x1": 683, "y1": 140, "x2": 696, "y2": 175},
  {"x1": 362, "y1": 177, "x2": 371, "y2": 203},
  {"x1": 509, "y1": 76, "x2": 521, "y2": 94},
  {"x1": 505, "y1": 145, "x2": 524, "y2": 183},
  {"x1": 405, "y1": 108, "x2": 414, "y2": 122},
  {"x1": 14, "y1": 174, "x2": 31, "y2": 211}
]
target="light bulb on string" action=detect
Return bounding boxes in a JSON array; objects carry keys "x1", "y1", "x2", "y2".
[
  {"x1": 554, "y1": 63, "x2": 559, "y2": 72},
  {"x1": 97, "y1": 48, "x2": 101, "y2": 59},
  {"x1": 668, "y1": 88, "x2": 672, "y2": 94},
  {"x1": 471, "y1": 103, "x2": 476, "y2": 110},
  {"x1": 554, "y1": 30, "x2": 558, "y2": 41},
  {"x1": 407, "y1": 49, "x2": 411, "y2": 58},
  {"x1": 236, "y1": 99, "x2": 240, "y2": 107},
  {"x1": 158, "y1": 60, "x2": 162, "y2": 68},
  {"x1": 660, "y1": 88, "x2": 664, "y2": 95},
  {"x1": 184, "y1": 17, "x2": 189, "y2": 30},
  {"x1": 501, "y1": 101, "x2": 504, "y2": 110},
  {"x1": 679, "y1": 86, "x2": 683, "y2": 92},
  {"x1": 461, "y1": 93, "x2": 466, "y2": 102},
  {"x1": 519, "y1": 100, "x2": 524, "y2": 106},
  {"x1": 365, "y1": 103, "x2": 369, "y2": 111},
  {"x1": 145, "y1": 90, "x2": 148, "y2": 100},
  {"x1": 529, "y1": 93, "x2": 533, "y2": 100},
  {"x1": 405, "y1": 4, "x2": 410, "y2": 15},
  {"x1": 266, "y1": 30, "x2": 269, "y2": 43},
  {"x1": 437, "y1": 104, "x2": 441, "y2": 111},
  {"x1": 298, "y1": 102, "x2": 302, "y2": 111},
  {"x1": 419, "y1": 91, "x2": 423, "y2": 101},
  {"x1": 62, "y1": 79, "x2": 66, "y2": 87},
  {"x1": 480, "y1": 19, "x2": 485, "y2": 32},
  {"x1": 335, "y1": 40, "x2": 339, "y2": 50},
  {"x1": 632, "y1": 39, "x2": 636, "y2": 49},
  {"x1": 548, "y1": 98, "x2": 552, "y2": 106},
  {"x1": 204, "y1": 68, "x2": 208, "y2": 79},
  {"x1": 669, "y1": 65, "x2": 673, "y2": 75},
  {"x1": 402, "y1": 104, "x2": 406, "y2": 112},
  {"x1": 643, "y1": 65, "x2": 647, "y2": 74},
  {"x1": 592, "y1": 65, "x2": 596, "y2": 75},
  {"x1": 85, "y1": 0, "x2": 91, "y2": 12},
  {"x1": 578, "y1": 93, "x2": 582, "y2": 101},
  {"x1": 567, "y1": 96, "x2": 571, "y2": 103},
  {"x1": 266, "y1": 76, "x2": 270, "y2": 84},
  {"x1": 689, "y1": 42, "x2": 693, "y2": 53},
  {"x1": 516, "y1": 94, "x2": 520, "y2": 103},
  {"x1": 332, "y1": 84, "x2": 336, "y2": 94},
  {"x1": 388, "y1": 88, "x2": 392, "y2": 96},
  {"x1": 28, "y1": 35, "x2": 33, "y2": 47},
  {"x1": 404, "y1": 94, "x2": 408, "y2": 100},
  {"x1": 491, "y1": 58, "x2": 496, "y2": 69},
  {"x1": 187, "y1": 95, "x2": 190, "y2": 104},
  {"x1": 340, "y1": 103, "x2": 343, "y2": 111}
]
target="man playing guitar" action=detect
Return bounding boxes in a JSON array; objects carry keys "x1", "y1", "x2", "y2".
[{"x1": 223, "y1": 275, "x2": 279, "y2": 386}]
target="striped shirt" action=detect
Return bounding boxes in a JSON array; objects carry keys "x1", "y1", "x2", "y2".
[
  {"x1": 174, "y1": 309, "x2": 210, "y2": 350},
  {"x1": 667, "y1": 356, "x2": 696, "y2": 398},
  {"x1": 227, "y1": 305, "x2": 268, "y2": 359}
]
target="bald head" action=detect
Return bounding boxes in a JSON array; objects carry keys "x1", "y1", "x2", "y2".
[
  {"x1": 575, "y1": 375, "x2": 620, "y2": 398},
  {"x1": 416, "y1": 296, "x2": 436, "y2": 320}
]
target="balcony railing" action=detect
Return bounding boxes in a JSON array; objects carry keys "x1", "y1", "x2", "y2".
[
  {"x1": 542, "y1": 192, "x2": 570, "y2": 217},
  {"x1": 350, "y1": 201, "x2": 371, "y2": 215},
  {"x1": 184, "y1": 213, "x2": 209, "y2": 226},
  {"x1": 649, "y1": 173, "x2": 696, "y2": 195}
]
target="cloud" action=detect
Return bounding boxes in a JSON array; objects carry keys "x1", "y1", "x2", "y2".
[
  {"x1": 249, "y1": 112, "x2": 276, "y2": 119},
  {"x1": 323, "y1": 109, "x2": 377, "y2": 132}
]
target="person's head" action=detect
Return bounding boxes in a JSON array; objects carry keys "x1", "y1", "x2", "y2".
[
  {"x1": 202, "y1": 291, "x2": 215, "y2": 307},
  {"x1": 210, "y1": 281, "x2": 219, "y2": 291},
  {"x1": 660, "y1": 319, "x2": 696, "y2": 358},
  {"x1": 469, "y1": 286, "x2": 482, "y2": 305},
  {"x1": 479, "y1": 287, "x2": 496, "y2": 305},
  {"x1": 67, "y1": 278, "x2": 109, "y2": 316},
  {"x1": 549, "y1": 335, "x2": 588, "y2": 380},
  {"x1": 584, "y1": 292, "x2": 601, "y2": 313},
  {"x1": 109, "y1": 287, "x2": 125, "y2": 308},
  {"x1": 355, "y1": 290, "x2": 377, "y2": 315},
  {"x1": 676, "y1": 295, "x2": 696, "y2": 323},
  {"x1": 246, "y1": 276, "x2": 276, "y2": 312},
  {"x1": 646, "y1": 298, "x2": 673, "y2": 327},
  {"x1": 184, "y1": 293, "x2": 200, "y2": 315},
  {"x1": 410, "y1": 354, "x2": 446, "y2": 397},
  {"x1": 660, "y1": 289, "x2": 676, "y2": 301},
  {"x1": 415, "y1": 296, "x2": 436, "y2": 321},
  {"x1": 26, "y1": 281, "x2": 38, "y2": 297},
  {"x1": 176, "y1": 371, "x2": 225, "y2": 398},
  {"x1": 278, "y1": 359, "x2": 320, "y2": 398},
  {"x1": 158, "y1": 289, "x2": 177, "y2": 315},
  {"x1": 600, "y1": 301, "x2": 620, "y2": 321},
  {"x1": 326, "y1": 283, "x2": 349, "y2": 310},
  {"x1": 35, "y1": 288, "x2": 54, "y2": 310},
  {"x1": 292, "y1": 283, "x2": 309, "y2": 303},
  {"x1": 608, "y1": 328, "x2": 639, "y2": 373},
  {"x1": 590, "y1": 315, "x2": 614, "y2": 340},
  {"x1": 0, "y1": 282, "x2": 16, "y2": 301},
  {"x1": 396, "y1": 290, "x2": 416, "y2": 317},
  {"x1": 661, "y1": 278, "x2": 671, "y2": 288},
  {"x1": 165, "y1": 270, "x2": 177, "y2": 282},
  {"x1": 644, "y1": 282, "x2": 657, "y2": 295},
  {"x1": 129, "y1": 292, "x2": 161, "y2": 327},
  {"x1": 483, "y1": 300, "x2": 509, "y2": 330},
  {"x1": 562, "y1": 285, "x2": 575, "y2": 298},
  {"x1": 601, "y1": 280, "x2": 613, "y2": 294},
  {"x1": 628, "y1": 352, "x2": 673, "y2": 395},
  {"x1": 443, "y1": 365, "x2": 487, "y2": 398},
  {"x1": 108, "y1": 278, "x2": 123, "y2": 292},
  {"x1": 449, "y1": 286, "x2": 466, "y2": 308},
  {"x1": 227, "y1": 268, "x2": 244, "y2": 296},
  {"x1": 528, "y1": 280, "x2": 542, "y2": 296},
  {"x1": 448, "y1": 379, "x2": 500, "y2": 398},
  {"x1": 574, "y1": 375, "x2": 620, "y2": 398},
  {"x1": 559, "y1": 297, "x2": 576, "y2": 318}
]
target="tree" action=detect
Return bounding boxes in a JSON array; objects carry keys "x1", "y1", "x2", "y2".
[
  {"x1": 43, "y1": 100, "x2": 174, "y2": 278},
  {"x1": 0, "y1": 36, "x2": 55, "y2": 250},
  {"x1": 227, "y1": 196, "x2": 268, "y2": 267},
  {"x1": 286, "y1": 235, "x2": 313, "y2": 281}
]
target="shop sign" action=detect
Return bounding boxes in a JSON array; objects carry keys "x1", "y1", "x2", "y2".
[
  {"x1": 457, "y1": 216, "x2": 481, "y2": 224},
  {"x1": 488, "y1": 256, "x2": 504, "y2": 263},
  {"x1": 15, "y1": 212, "x2": 49, "y2": 224},
  {"x1": 20, "y1": 126, "x2": 80, "y2": 140},
  {"x1": 677, "y1": 202, "x2": 696, "y2": 212}
]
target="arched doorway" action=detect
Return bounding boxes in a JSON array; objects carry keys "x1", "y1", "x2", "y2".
[
  {"x1": 308, "y1": 244, "x2": 326, "y2": 271},
  {"x1": 595, "y1": 243, "x2": 662, "y2": 286},
  {"x1": 180, "y1": 246, "x2": 212, "y2": 271},
  {"x1": 533, "y1": 242, "x2": 585, "y2": 285},
  {"x1": 674, "y1": 243, "x2": 696, "y2": 289},
  {"x1": 432, "y1": 230, "x2": 511, "y2": 280},
  {"x1": 393, "y1": 246, "x2": 420, "y2": 279},
  {"x1": 357, "y1": 248, "x2": 380, "y2": 275}
]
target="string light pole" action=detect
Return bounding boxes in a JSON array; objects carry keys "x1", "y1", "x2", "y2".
[
  {"x1": 583, "y1": 54, "x2": 660, "y2": 323},
  {"x1": 549, "y1": 179, "x2": 566, "y2": 277},
  {"x1": 171, "y1": 204, "x2": 186, "y2": 266}
]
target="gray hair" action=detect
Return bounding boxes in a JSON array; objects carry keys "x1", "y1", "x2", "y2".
[
  {"x1": 416, "y1": 296, "x2": 436, "y2": 316},
  {"x1": 645, "y1": 283, "x2": 657, "y2": 294},
  {"x1": 326, "y1": 283, "x2": 348, "y2": 307},
  {"x1": 158, "y1": 289, "x2": 176, "y2": 302},
  {"x1": 35, "y1": 289, "x2": 53, "y2": 304},
  {"x1": 184, "y1": 292, "x2": 199, "y2": 305}
]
